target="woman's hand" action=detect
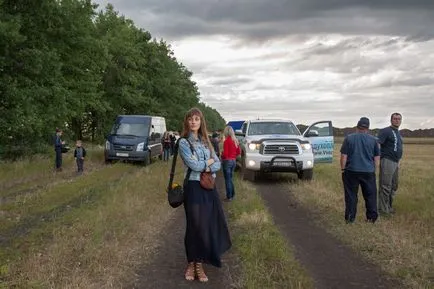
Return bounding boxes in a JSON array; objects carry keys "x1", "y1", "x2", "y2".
[{"x1": 207, "y1": 158, "x2": 215, "y2": 167}]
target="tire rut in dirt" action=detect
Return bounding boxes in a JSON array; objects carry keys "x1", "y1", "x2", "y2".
[
  {"x1": 255, "y1": 178, "x2": 401, "y2": 289},
  {"x1": 132, "y1": 175, "x2": 237, "y2": 289}
]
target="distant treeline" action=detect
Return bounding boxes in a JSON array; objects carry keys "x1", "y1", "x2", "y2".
[
  {"x1": 0, "y1": 1, "x2": 226, "y2": 159},
  {"x1": 297, "y1": 125, "x2": 434, "y2": 138}
]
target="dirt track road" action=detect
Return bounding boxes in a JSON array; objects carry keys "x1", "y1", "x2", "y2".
[{"x1": 255, "y1": 175, "x2": 401, "y2": 289}]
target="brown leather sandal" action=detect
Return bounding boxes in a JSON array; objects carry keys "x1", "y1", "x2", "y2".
[
  {"x1": 185, "y1": 262, "x2": 195, "y2": 281},
  {"x1": 195, "y1": 262, "x2": 208, "y2": 282}
]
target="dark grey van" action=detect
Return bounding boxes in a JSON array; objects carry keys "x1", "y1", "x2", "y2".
[{"x1": 104, "y1": 115, "x2": 166, "y2": 165}]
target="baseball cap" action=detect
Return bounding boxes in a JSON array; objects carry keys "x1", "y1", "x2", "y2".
[{"x1": 357, "y1": 117, "x2": 370, "y2": 129}]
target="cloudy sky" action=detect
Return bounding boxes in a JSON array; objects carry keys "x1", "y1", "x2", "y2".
[{"x1": 94, "y1": 0, "x2": 434, "y2": 130}]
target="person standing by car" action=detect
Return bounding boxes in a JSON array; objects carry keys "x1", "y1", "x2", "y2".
[
  {"x1": 170, "y1": 132, "x2": 176, "y2": 156},
  {"x1": 340, "y1": 117, "x2": 380, "y2": 223},
  {"x1": 54, "y1": 128, "x2": 65, "y2": 172},
  {"x1": 211, "y1": 132, "x2": 220, "y2": 157},
  {"x1": 178, "y1": 107, "x2": 231, "y2": 283},
  {"x1": 161, "y1": 132, "x2": 171, "y2": 161},
  {"x1": 377, "y1": 112, "x2": 403, "y2": 216},
  {"x1": 221, "y1": 126, "x2": 240, "y2": 201}
]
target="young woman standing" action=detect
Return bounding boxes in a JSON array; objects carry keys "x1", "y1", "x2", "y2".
[
  {"x1": 178, "y1": 107, "x2": 232, "y2": 282},
  {"x1": 221, "y1": 126, "x2": 240, "y2": 201}
]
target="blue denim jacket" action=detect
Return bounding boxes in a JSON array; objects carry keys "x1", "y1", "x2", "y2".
[{"x1": 179, "y1": 134, "x2": 221, "y2": 181}]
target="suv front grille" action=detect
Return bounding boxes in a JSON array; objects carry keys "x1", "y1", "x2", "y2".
[
  {"x1": 113, "y1": 144, "x2": 134, "y2": 151},
  {"x1": 262, "y1": 144, "x2": 299, "y2": 155}
]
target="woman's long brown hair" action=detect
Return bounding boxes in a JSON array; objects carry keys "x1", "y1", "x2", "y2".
[{"x1": 181, "y1": 107, "x2": 214, "y2": 153}]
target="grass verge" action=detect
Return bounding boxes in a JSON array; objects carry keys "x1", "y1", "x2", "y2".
[
  {"x1": 0, "y1": 160, "x2": 175, "y2": 288},
  {"x1": 290, "y1": 143, "x2": 434, "y2": 289},
  {"x1": 226, "y1": 175, "x2": 314, "y2": 289}
]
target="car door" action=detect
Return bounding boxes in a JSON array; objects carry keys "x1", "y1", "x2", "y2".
[{"x1": 303, "y1": 121, "x2": 334, "y2": 163}]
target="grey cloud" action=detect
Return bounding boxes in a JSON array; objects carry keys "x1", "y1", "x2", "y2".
[
  {"x1": 209, "y1": 76, "x2": 253, "y2": 86},
  {"x1": 93, "y1": 0, "x2": 434, "y2": 129},
  {"x1": 95, "y1": 0, "x2": 434, "y2": 40}
]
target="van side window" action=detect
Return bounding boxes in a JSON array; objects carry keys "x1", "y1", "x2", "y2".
[{"x1": 242, "y1": 123, "x2": 247, "y2": 134}]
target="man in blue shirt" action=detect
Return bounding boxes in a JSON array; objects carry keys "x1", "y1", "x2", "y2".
[
  {"x1": 377, "y1": 113, "x2": 403, "y2": 215},
  {"x1": 340, "y1": 117, "x2": 380, "y2": 223}
]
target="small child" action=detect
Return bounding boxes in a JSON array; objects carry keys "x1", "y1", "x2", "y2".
[{"x1": 74, "y1": 140, "x2": 87, "y2": 174}]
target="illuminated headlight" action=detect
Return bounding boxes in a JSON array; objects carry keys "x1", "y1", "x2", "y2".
[
  {"x1": 307, "y1": 160, "x2": 313, "y2": 166},
  {"x1": 248, "y1": 160, "x2": 256, "y2": 167},
  {"x1": 105, "y1": 141, "x2": 110, "y2": 150},
  {"x1": 248, "y1": 143, "x2": 260, "y2": 151},
  {"x1": 136, "y1": 142, "x2": 145, "y2": 151},
  {"x1": 301, "y1": 143, "x2": 312, "y2": 151}
]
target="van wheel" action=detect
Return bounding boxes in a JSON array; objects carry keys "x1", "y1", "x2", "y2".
[
  {"x1": 144, "y1": 152, "x2": 151, "y2": 166},
  {"x1": 298, "y1": 169, "x2": 313, "y2": 181}
]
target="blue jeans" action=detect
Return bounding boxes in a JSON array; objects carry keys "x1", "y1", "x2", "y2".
[
  {"x1": 163, "y1": 148, "x2": 170, "y2": 161},
  {"x1": 223, "y1": 159, "x2": 236, "y2": 199}
]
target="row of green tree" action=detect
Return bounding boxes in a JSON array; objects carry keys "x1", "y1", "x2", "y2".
[{"x1": 0, "y1": 0, "x2": 226, "y2": 159}]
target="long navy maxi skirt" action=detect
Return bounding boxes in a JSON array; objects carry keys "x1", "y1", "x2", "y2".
[{"x1": 183, "y1": 180, "x2": 232, "y2": 267}]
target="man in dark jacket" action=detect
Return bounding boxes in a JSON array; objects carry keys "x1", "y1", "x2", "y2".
[
  {"x1": 340, "y1": 117, "x2": 380, "y2": 223},
  {"x1": 54, "y1": 128, "x2": 65, "y2": 172},
  {"x1": 377, "y1": 113, "x2": 403, "y2": 216}
]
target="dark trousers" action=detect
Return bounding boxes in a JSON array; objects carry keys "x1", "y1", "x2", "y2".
[
  {"x1": 342, "y1": 170, "x2": 378, "y2": 222},
  {"x1": 76, "y1": 159, "x2": 84, "y2": 172},
  {"x1": 55, "y1": 148, "x2": 62, "y2": 169},
  {"x1": 223, "y1": 159, "x2": 236, "y2": 199}
]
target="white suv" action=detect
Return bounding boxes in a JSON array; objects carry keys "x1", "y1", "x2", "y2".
[{"x1": 236, "y1": 119, "x2": 334, "y2": 181}]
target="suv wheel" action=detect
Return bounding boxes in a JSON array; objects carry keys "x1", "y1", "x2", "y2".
[
  {"x1": 298, "y1": 169, "x2": 313, "y2": 181},
  {"x1": 240, "y1": 158, "x2": 259, "y2": 182}
]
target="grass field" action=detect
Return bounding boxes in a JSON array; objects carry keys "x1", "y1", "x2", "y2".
[
  {"x1": 0, "y1": 153, "x2": 177, "y2": 288},
  {"x1": 0, "y1": 147, "x2": 312, "y2": 288},
  {"x1": 291, "y1": 140, "x2": 434, "y2": 289}
]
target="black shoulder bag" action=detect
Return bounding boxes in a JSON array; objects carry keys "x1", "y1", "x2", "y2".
[{"x1": 167, "y1": 137, "x2": 194, "y2": 208}]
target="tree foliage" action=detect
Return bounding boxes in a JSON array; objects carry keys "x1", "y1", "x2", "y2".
[{"x1": 0, "y1": 1, "x2": 226, "y2": 159}]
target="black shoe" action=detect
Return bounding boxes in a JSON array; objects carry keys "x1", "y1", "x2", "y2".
[{"x1": 366, "y1": 219, "x2": 376, "y2": 223}]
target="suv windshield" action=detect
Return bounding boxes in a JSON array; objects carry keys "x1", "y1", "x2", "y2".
[
  {"x1": 248, "y1": 122, "x2": 300, "y2": 136},
  {"x1": 111, "y1": 123, "x2": 149, "y2": 137}
]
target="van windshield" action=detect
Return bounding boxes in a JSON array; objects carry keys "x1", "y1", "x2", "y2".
[
  {"x1": 248, "y1": 122, "x2": 300, "y2": 136},
  {"x1": 111, "y1": 122, "x2": 149, "y2": 137}
]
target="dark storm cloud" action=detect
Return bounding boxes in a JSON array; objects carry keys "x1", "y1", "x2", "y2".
[{"x1": 95, "y1": 0, "x2": 434, "y2": 40}]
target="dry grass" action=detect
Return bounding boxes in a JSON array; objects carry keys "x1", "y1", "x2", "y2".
[
  {"x1": 290, "y1": 143, "x2": 434, "y2": 289},
  {"x1": 0, "y1": 157, "x2": 177, "y2": 288},
  {"x1": 0, "y1": 148, "x2": 106, "y2": 198},
  {"x1": 227, "y1": 176, "x2": 314, "y2": 289}
]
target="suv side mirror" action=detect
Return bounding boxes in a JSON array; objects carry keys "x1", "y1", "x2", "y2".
[
  {"x1": 305, "y1": 130, "x2": 319, "y2": 137},
  {"x1": 235, "y1": 129, "x2": 245, "y2": 137}
]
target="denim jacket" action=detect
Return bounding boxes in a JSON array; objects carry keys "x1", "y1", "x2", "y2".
[{"x1": 179, "y1": 133, "x2": 221, "y2": 181}]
